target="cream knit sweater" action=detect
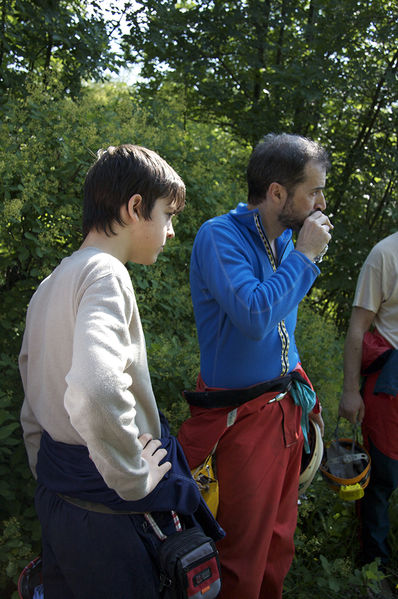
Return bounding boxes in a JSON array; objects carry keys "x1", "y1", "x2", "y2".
[{"x1": 19, "y1": 247, "x2": 161, "y2": 501}]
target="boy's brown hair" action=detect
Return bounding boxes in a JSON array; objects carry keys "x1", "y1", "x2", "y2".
[{"x1": 83, "y1": 144, "x2": 186, "y2": 238}]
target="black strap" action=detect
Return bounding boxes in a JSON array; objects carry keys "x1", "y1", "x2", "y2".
[
  {"x1": 57, "y1": 494, "x2": 141, "y2": 514},
  {"x1": 183, "y1": 371, "x2": 308, "y2": 409}
]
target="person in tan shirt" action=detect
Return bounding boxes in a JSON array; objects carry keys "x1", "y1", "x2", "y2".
[{"x1": 339, "y1": 232, "x2": 398, "y2": 579}]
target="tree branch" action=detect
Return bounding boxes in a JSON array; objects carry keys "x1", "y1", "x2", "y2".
[{"x1": 332, "y1": 46, "x2": 398, "y2": 212}]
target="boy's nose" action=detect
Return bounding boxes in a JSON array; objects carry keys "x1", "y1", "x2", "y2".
[{"x1": 167, "y1": 222, "x2": 175, "y2": 238}]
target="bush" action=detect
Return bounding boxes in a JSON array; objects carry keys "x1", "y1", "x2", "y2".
[
  {"x1": 285, "y1": 473, "x2": 398, "y2": 597},
  {"x1": 1, "y1": 77, "x2": 396, "y2": 598},
  {"x1": 295, "y1": 297, "x2": 344, "y2": 438}
]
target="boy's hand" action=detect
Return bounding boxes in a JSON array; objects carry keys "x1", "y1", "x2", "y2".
[{"x1": 139, "y1": 433, "x2": 172, "y2": 493}]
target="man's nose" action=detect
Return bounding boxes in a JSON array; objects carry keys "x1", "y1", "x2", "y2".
[{"x1": 315, "y1": 191, "x2": 326, "y2": 211}]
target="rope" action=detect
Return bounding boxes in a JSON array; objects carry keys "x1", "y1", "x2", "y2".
[{"x1": 289, "y1": 380, "x2": 316, "y2": 453}]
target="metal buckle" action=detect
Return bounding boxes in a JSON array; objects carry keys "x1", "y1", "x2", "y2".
[
  {"x1": 268, "y1": 381, "x2": 292, "y2": 404},
  {"x1": 268, "y1": 391, "x2": 288, "y2": 404}
]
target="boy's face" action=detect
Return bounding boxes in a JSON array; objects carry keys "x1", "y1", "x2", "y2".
[{"x1": 129, "y1": 196, "x2": 176, "y2": 265}]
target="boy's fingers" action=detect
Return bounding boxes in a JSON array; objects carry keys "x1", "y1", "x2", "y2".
[
  {"x1": 142, "y1": 439, "x2": 163, "y2": 455},
  {"x1": 160, "y1": 461, "x2": 172, "y2": 474},
  {"x1": 142, "y1": 440, "x2": 168, "y2": 462},
  {"x1": 138, "y1": 433, "x2": 153, "y2": 448},
  {"x1": 148, "y1": 445, "x2": 167, "y2": 461}
]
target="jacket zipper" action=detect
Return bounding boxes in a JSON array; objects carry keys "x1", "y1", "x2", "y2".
[{"x1": 254, "y1": 214, "x2": 290, "y2": 375}]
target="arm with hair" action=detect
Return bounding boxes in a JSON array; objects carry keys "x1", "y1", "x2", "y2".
[{"x1": 338, "y1": 307, "x2": 376, "y2": 424}]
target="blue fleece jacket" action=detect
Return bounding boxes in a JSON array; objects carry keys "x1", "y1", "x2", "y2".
[{"x1": 190, "y1": 203, "x2": 320, "y2": 388}]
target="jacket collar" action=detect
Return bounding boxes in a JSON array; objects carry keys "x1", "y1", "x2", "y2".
[{"x1": 229, "y1": 202, "x2": 292, "y2": 247}]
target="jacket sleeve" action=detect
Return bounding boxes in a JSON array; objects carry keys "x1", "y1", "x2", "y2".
[
  {"x1": 64, "y1": 273, "x2": 153, "y2": 501},
  {"x1": 192, "y1": 220, "x2": 319, "y2": 340}
]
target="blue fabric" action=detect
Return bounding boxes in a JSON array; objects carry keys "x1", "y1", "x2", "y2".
[
  {"x1": 35, "y1": 484, "x2": 173, "y2": 599},
  {"x1": 36, "y1": 412, "x2": 224, "y2": 541},
  {"x1": 190, "y1": 203, "x2": 320, "y2": 388},
  {"x1": 360, "y1": 438, "x2": 398, "y2": 565},
  {"x1": 34, "y1": 410, "x2": 224, "y2": 598},
  {"x1": 373, "y1": 350, "x2": 398, "y2": 396},
  {"x1": 289, "y1": 380, "x2": 316, "y2": 453},
  {"x1": 33, "y1": 585, "x2": 44, "y2": 599}
]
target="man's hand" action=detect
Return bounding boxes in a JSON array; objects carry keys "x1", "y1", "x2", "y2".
[
  {"x1": 339, "y1": 390, "x2": 365, "y2": 425},
  {"x1": 296, "y1": 211, "x2": 333, "y2": 262},
  {"x1": 139, "y1": 433, "x2": 172, "y2": 493}
]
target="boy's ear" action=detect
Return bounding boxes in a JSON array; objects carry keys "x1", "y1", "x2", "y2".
[{"x1": 126, "y1": 194, "x2": 143, "y2": 221}]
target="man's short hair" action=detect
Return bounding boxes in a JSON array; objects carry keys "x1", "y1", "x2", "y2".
[
  {"x1": 247, "y1": 133, "x2": 330, "y2": 205},
  {"x1": 83, "y1": 144, "x2": 186, "y2": 238}
]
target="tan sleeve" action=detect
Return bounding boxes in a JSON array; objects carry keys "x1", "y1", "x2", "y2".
[{"x1": 64, "y1": 273, "x2": 154, "y2": 501}]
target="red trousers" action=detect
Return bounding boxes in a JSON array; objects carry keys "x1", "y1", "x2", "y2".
[
  {"x1": 179, "y1": 391, "x2": 303, "y2": 599},
  {"x1": 361, "y1": 329, "x2": 398, "y2": 460}
]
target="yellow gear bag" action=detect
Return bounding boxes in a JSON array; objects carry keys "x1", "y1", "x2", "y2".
[{"x1": 191, "y1": 451, "x2": 219, "y2": 518}]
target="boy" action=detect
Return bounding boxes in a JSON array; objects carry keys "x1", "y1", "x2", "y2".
[{"x1": 19, "y1": 145, "x2": 219, "y2": 598}]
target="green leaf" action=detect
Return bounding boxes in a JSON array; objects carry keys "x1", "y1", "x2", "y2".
[{"x1": 0, "y1": 422, "x2": 20, "y2": 440}]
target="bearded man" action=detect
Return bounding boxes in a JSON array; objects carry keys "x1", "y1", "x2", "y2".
[{"x1": 179, "y1": 133, "x2": 332, "y2": 599}]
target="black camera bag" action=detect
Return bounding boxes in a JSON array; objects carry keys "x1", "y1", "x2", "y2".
[{"x1": 158, "y1": 526, "x2": 221, "y2": 599}]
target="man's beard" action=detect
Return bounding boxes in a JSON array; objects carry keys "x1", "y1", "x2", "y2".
[
  {"x1": 277, "y1": 194, "x2": 305, "y2": 233},
  {"x1": 277, "y1": 211, "x2": 304, "y2": 233}
]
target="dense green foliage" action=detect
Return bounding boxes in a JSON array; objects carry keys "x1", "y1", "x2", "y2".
[
  {"x1": 286, "y1": 479, "x2": 398, "y2": 597},
  {"x1": 1, "y1": 0, "x2": 398, "y2": 596},
  {"x1": 122, "y1": 0, "x2": 398, "y2": 329},
  {"x1": 1, "y1": 79, "x2": 397, "y2": 598},
  {"x1": 123, "y1": 0, "x2": 396, "y2": 140},
  {"x1": 0, "y1": 0, "x2": 115, "y2": 97}
]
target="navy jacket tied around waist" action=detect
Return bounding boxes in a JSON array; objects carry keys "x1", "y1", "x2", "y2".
[{"x1": 36, "y1": 413, "x2": 224, "y2": 541}]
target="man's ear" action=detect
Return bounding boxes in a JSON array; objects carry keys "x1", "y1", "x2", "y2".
[
  {"x1": 126, "y1": 194, "x2": 143, "y2": 222},
  {"x1": 268, "y1": 182, "x2": 287, "y2": 207}
]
